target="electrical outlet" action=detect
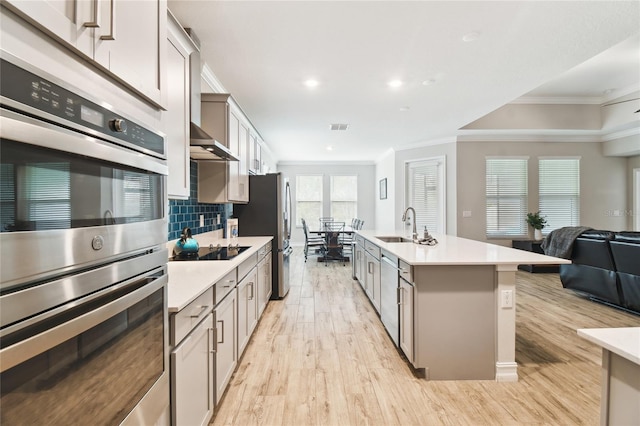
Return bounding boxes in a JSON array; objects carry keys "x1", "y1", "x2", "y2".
[
  {"x1": 463, "y1": 210, "x2": 472, "y2": 218},
  {"x1": 501, "y1": 290, "x2": 513, "y2": 308},
  {"x1": 199, "y1": 215, "x2": 205, "y2": 227},
  {"x1": 216, "y1": 214, "x2": 221, "y2": 225}
]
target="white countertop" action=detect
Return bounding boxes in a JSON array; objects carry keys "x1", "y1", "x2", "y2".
[
  {"x1": 577, "y1": 327, "x2": 640, "y2": 365},
  {"x1": 357, "y1": 230, "x2": 570, "y2": 266},
  {"x1": 166, "y1": 235, "x2": 273, "y2": 312}
]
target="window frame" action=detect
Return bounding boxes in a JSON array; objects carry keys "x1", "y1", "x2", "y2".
[
  {"x1": 329, "y1": 175, "x2": 358, "y2": 225},
  {"x1": 295, "y1": 174, "x2": 323, "y2": 228},
  {"x1": 404, "y1": 156, "x2": 446, "y2": 234},
  {"x1": 485, "y1": 156, "x2": 529, "y2": 239},
  {"x1": 538, "y1": 157, "x2": 581, "y2": 234}
]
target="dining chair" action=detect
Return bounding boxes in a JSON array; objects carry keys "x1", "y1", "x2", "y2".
[
  {"x1": 301, "y1": 218, "x2": 326, "y2": 262},
  {"x1": 322, "y1": 221, "x2": 347, "y2": 265},
  {"x1": 319, "y1": 217, "x2": 334, "y2": 230}
]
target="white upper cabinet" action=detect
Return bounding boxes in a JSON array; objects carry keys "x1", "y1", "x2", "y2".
[
  {"x1": 3, "y1": 0, "x2": 166, "y2": 108},
  {"x1": 166, "y1": 11, "x2": 196, "y2": 199}
]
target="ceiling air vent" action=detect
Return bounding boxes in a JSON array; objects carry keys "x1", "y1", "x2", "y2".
[{"x1": 329, "y1": 123, "x2": 350, "y2": 131}]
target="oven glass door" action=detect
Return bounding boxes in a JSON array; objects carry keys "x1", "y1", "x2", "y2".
[
  {"x1": 0, "y1": 270, "x2": 167, "y2": 425},
  {"x1": 1, "y1": 139, "x2": 163, "y2": 232}
]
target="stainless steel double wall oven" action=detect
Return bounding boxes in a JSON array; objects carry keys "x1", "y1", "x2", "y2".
[{"x1": 0, "y1": 52, "x2": 170, "y2": 425}]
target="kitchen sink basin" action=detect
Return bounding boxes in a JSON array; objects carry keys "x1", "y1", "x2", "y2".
[{"x1": 375, "y1": 236, "x2": 413, "y2": 243}]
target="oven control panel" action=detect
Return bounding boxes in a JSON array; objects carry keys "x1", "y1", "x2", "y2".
[{"x1": 0, "y1": 57, "x2": 165, "y2": 159}]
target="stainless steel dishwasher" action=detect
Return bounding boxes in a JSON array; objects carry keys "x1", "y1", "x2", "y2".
[{"x1": 380, "y1": 250, "x2": 400, "y2": 347}]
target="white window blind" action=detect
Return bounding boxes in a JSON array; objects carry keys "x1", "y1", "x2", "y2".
[
  {"x1": 539, "y1": 158, "x2": 580, "y2": 233},
  {"x1": 330, "y1": 175, "x2": 357, "y2": 224},
  {"x1": 486, "y1": 158, "x2": 528, "y2": 237},
  {"x1": 296, "y1": 175, "x2": 322, "y2": 227},
  {"x1": 406, "y1": 159, "x2": 444, "y2": 233}
]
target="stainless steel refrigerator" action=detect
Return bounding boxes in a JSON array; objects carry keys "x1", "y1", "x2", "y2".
[{"x1": 235, "y1": 173, "x2": 292, "y2": 299}]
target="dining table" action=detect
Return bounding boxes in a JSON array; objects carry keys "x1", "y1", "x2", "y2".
[{"x1": 311, "y1": 224, "x2": 354, "y2": 263}]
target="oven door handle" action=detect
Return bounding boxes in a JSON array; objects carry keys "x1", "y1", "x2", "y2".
[{"x1": 0, "y1": 267, "x2": 167, "y2": 372}]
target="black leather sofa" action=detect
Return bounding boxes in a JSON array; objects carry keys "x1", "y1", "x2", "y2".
[{"x1": 559, "y1": 230, "x2": 640, "y2": 314}]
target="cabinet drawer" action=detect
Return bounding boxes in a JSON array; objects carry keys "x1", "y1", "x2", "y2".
[
  {"x1": 258, "y1": 242, "x2": 272, "y2": 259},
  {"x1": 238, "y1": 253, "x2": 258, "y2": 281},
  {"x1": 171, "y1": 286, "x2": 214, "y2": 345},
  {"x1": 216, "y1": 269, "x2": 237, "y2": 303},
  {"x1": 364, "y1": 240, "x2": 381, "y2": 260},
  {"x1": 355, "y1": 235, "x2": 365, "y2": 246},
  {"x1": 399, "y1": 260, "x2": 413, "y2": 283}
]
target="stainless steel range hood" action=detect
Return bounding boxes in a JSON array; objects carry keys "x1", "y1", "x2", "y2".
[
  {"x1": 189, "y1": 123, "x2": 239, "y2": 161},
  {"x1": 185, "y1": 28, "x2": 238, "y2": 162}
]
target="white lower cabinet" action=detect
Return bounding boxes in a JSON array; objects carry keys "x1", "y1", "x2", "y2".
[
  {"x1": 171, "y1": 312, "x2": 214, "y2": 426},
  {"x1": 399, "y1": 279, "x2": 414, "y2": 363},
  {"x1": 257, "y1": 251, "x2": 272, "y2": 316},
  {"x1": 170, "y1": 286, "x2": 215, "y2": 426},
  {"x1": 237, "y1": 266, "x2": 258, "y2": 357},
  {"x1": 365, "y1": 251, "x2": 381, "y2": 313},
  {"x1": 215, "y1": 289, "x2": 237, "y2": 404}
]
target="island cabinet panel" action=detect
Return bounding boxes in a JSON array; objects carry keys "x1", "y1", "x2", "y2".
[
  {"x1": 413, "y1": 265, "x2": 496, "y2": 380},
  {"x1": 399, "y1": 278, "x2": 414, "y2": 363}
]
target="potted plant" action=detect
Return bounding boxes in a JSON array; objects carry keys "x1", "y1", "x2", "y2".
[{"x1": 526, "y1": 211, "x2": 547, "y2": 240}]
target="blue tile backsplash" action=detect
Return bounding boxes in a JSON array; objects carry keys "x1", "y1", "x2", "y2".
[{"x1": 168, "y1": 161, "x2": 232, "y2": 241}]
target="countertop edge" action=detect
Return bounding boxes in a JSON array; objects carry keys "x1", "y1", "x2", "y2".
[
  {"x1": 167, "y1": 236, "x2": 273, "y2": 312},
  {"x1": 577, "y1": 327, "x2": 640, "y2": 365},
  {"x1": 356, "y1": 230, "x2": 570, "y2": 266}
]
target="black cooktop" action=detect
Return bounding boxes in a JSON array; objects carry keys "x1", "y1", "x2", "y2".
[{"x1": 171, "y1": 245, "x2": 251, "y2": 261}]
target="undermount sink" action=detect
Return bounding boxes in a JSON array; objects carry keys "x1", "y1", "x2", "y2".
[{"x1": 375, "y1": 236, "x2": 413, "y2": 243}]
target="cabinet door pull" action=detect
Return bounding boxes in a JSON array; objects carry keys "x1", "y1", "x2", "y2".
[
  {"x1": 249, "y1": 282, "x2": 254, "y2": 300},
  {"x1": 83, "y1": 0, "x2": 100, "y2": 27},
  {"x1": 209, "y1": 327, "x2": 216, "y2": 353},
  {"x1": 397, "y1": 287, "x2": 402, "y2": 305},
  {"x1": 217, "y1": 320, "x2": 224, "y2": 344},
  {"x1": 99, "y1": 0, "x2": 116, "y2": 40},
  {"x1": 190, "y1": 305, "x2": 209, "y2": 318},
  {"x1": 224, "y1": 279, "x2": 235, "y2": 288}
]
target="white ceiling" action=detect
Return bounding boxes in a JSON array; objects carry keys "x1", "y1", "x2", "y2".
[{"x1": 168, "y1": 1, "x2": 640, "y2": 164}]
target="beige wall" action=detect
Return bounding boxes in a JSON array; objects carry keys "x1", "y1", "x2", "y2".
[
  {"x1": 456, "y1": 141, "x2": 628, "y2": 246},
  {"x1": 462, "y1": 104, "x2": 602, "y2": 130}
]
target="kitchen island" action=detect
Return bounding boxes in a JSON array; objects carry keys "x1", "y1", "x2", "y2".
[{"x1": 355, "y1": 230, "x2": 570, "y2": 382}]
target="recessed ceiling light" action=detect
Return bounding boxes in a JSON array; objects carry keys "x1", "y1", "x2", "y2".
[
  {"x1": 388, "y1": 80, "x2": 403, "y2": 88},
  {"x1": 462, "y1": 31, "x2": 481, "y2": 42},
  {"x1": 304, "y1": 79, "x2": 319, "y2": 88},
  {"x1": 422, "y1": 79, "x2": 436, "y2": 86},
  {"x1": 326, "y1": 145, "x2": 334, "y2": 151},
  {"x1": 399, "y1": 106, "x2": 410, "y2": 112}
]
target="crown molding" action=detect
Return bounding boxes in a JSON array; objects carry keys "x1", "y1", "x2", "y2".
[
  {"x1": 601, "y1": 126, "x2": 640, "y2": 142},
  {"x1": 511, "y1": 83, "x2": 640, "y2": 106},
  {"x1": 201, "y1": 63, "x2": 226, "y2": 94}
]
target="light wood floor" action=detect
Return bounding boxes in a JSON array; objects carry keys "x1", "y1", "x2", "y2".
[{"x1": 211, "y1": 248, "x2": 640, "y2": 426}]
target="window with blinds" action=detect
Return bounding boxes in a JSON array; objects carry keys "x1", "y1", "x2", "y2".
[
  {"x1": 539, "y1": 157, "x2": 580, "y2": 233},
  {"x1": 406, "y1": 158, "x2": 445, "y2": 234},
  {"x1": 296, "y1": 175, "x2": 323, "y2": 227},
  {"x1": 330, "y1": 175, "x2": 357, "y2": 224},
  {"x1": 486, "y1": 157, "x2": 528, "y2": 237}
]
